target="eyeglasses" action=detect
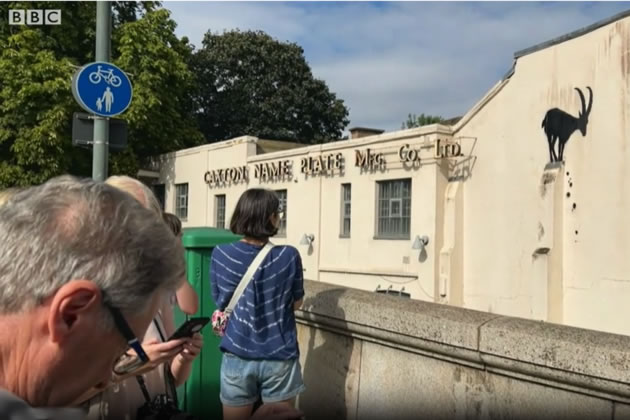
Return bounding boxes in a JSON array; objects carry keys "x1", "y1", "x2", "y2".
[{"x1": 104, "y1": 302, "x2": 150, "y2": 376}]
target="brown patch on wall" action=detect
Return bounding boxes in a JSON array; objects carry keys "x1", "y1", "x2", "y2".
[
  {"x1": 618, "y1": 20, "x2": 630, "y2": 76},
  {"x1": 607, "y1": 25, "x2": 613, "y2": 55},
  {"x1": 546, "y1": 48, "x2": 559, "y2": 106},
  {"x1": 620, "y1": 19, "x2": 629, "y2": 175},
  {"x1": 540, "y1": 171, "x2": 556, "y2": 197}
]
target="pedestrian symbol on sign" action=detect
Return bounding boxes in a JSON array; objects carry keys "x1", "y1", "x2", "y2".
[
  {"x1": 72, "y1": 61, "x2": 132, "y2": 118},
  {"x1": 101, "y1": 87, "x2": 114, "y2": 113}
]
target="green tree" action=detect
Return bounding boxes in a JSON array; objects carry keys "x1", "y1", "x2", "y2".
[
  {"x1": 0, "y1": 2, "x2": 202, "y2": 187},
  {"x1": 110, "y1": 8, "x2": 203, "y2": 174},
  {"x1": 192, "y1": 29, "x2": 349, "y2": 144},
  {"x1": 402, "y1": 113, "x2": 444, "y2": 129}
]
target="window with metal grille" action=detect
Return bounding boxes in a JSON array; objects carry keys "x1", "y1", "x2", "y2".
[
  {"x1": 340, "y1": 183, "x2": 351, "y2": 237},
  {"x1": 275, "y1": 189, "x2": 287, "y2": 237},
  {"x1": 215, "y1": 194, "x2": 226, "y2": 229},
  {"x1": 375, "y1": 179, "x2": 411, "y2": 239},
  {"x1": 175, "y1": 183, "x2": 188, "y2": 220}
]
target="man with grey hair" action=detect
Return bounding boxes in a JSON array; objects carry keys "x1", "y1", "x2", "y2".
[{"x1": 0, "y1": 175, "x2": 185, "y2": 419}]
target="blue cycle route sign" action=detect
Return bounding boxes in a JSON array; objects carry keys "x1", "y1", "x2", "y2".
[{"x1": 71, "y1": 61, "x2": 132, "y2": 118}]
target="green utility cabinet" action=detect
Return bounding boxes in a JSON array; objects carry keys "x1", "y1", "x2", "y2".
[{"x1": 175, "y1": 227, "x2": 241, "y2": 419}]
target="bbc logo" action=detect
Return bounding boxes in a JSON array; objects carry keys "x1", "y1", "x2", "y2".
[{"x1": 8, "y1": 9, "x2": 62, "y2": 25}]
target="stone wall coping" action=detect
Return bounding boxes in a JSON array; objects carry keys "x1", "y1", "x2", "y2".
[{"x1": 297, "y1": 280, "x2": 630, "y2": 400}]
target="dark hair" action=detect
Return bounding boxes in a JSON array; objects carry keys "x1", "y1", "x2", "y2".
[
  {"x1": 230, "y1": 188, "x2": 280, "y2": 240},
  {"x1": 163, "y1": 212, "x2": 182, "y2": 237}
]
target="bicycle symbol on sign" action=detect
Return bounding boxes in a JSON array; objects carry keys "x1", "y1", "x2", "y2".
[{"x1": 88, "y1": 65, "x2": 122, "y2": 87}]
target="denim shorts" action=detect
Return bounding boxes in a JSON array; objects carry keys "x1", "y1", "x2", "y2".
[{"x1": 220, "y1": 352, "x2": 306, "y2": 406}]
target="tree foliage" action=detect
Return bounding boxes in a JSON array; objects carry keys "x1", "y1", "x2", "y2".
[
  {"x1": 192, "y1": 29, "x2": 349, "y2": 144},
  {"x1": 401, "y1": 113, "x2": 444, "y2": 130},
  {"x1": 110, "y1": 8, "x2": 203, "y2": 174},
  {"x1": 0, "y1": 1, "x2": 202, "y2": 187}
]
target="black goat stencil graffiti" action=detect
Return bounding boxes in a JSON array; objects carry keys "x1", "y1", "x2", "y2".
[{"x1": 541, "y1": 87, "x2": 593, "y2": 163}]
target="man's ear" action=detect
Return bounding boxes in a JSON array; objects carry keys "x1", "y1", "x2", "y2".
[{"x1": 48, "y1": 280, "x2": 101, "y2": 343}]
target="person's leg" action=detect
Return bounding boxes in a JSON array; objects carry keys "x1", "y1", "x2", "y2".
[
  {"x1": 260, "y1": 359, "x2": 306, "y2": 407},
  {"x1": 220, "y1": 353, "x2": 260, "y2": 420},
  {"x1": 223, "y1": 404, "x2": 255, "y2": 420},
  {"x1": 251, "y1": 398, "x2": 301, "y2": 420},
  {"x1": 259, "y1": 397, "x2": 295, "y2": 412},
  {"x1": 253, "y1": 395, "x2": 264, "y2": 411}
]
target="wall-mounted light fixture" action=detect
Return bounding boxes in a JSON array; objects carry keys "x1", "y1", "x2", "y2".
[
  {"x1": 300, "y1": 234, "x2": 315, "y2": 246},
  {"x1": 411, "y1": 235, "x2": 429, "y2": 252}
]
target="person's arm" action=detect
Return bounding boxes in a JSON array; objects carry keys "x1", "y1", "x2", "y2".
[
  {"x1": 114, "y1": 302, "x2": 181, "y2": 382},
  {"x1": 293, "y1": 299, "x2": 303, "y2": 310},
  {"x1": 72, "y1": 336, "x2": 188, "y2": 406},
  {"x1": 170, "y1": 332, "x2": 203, "y2": 387},
  {"x1": 292, "y1": 249, "x2": 305, "y2": 311},
  {"x1": 169, "y1": 282, "x2": 203, "y2": 386},
  {"x1": 175, "y1": 277, "x2": 199, "y2": 315}
]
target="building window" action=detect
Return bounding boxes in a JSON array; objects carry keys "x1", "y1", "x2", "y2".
[
  {"x1": 153, "y1": 184, "x2": 165, "y2": 211},
  {"x1": 340, "y1": 183, "x2": 351, "y2": 237},
  {"x1": 275, "y1": 189, "x2": 287, "y2": 237},
  {"x1": 215, "y1": 194, "x2": 226, "y2": 229},
  {"x1": 175, "y1": 183, "x2": 188, "y2": 220},
  {"x1": 376, "y1": 179, "x2": 411, "y2": 239}
]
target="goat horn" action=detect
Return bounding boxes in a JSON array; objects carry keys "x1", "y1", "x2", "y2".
[
  {"x1": 585, "y1": 86, "x2": 593, "y2": 115},
  {"x1": 575, "y1": 87, "x2": 586, "y2": 116}
]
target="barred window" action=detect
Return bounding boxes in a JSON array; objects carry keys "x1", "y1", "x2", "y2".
[
  {"x1": 275, "y1": 189, "x2": 287, "y2": 237},
  {"x1": 175, "y1": 183, "x2": 188, "y2": 220},
  {"x1": 340, "y1": 184, "x2": 351, "y2": 237},
  {"x1": 375, "y1": 179, "x2": 411, "y2": 239},
  {"x1": 215, "y1": 194, "x2": 226, "y2": 229}
]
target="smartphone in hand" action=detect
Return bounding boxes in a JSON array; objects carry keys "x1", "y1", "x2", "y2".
[{"x1": 168, "y1": 317, "x2": 210, "y2": 341}]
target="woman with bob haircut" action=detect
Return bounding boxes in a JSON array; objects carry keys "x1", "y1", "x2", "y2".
[{"x1": 210, "y1": 188, "x2": 305, "y2": 420}]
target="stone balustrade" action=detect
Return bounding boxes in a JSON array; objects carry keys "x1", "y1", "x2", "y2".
[{"x1": 295, "y1": 280, "x2": 630, "y2": 419}]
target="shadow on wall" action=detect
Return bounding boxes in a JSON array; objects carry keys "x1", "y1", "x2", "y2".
[
  {"x1": 448, "y1": 136, "x2": 478, "y2": 182},
  {"x1": 144, "y1": 154, "x2": 176, "y2": 207},
  {"x1": 300, "y1": 288, "x2": 355, "y2": 420},
  {"x1": 154, "y1": 154, "x2": 176, "y2": 187}
]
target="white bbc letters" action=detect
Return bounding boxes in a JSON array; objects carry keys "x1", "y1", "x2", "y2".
[
  {"x1": 8, "y1": 9, "x2": 61, "y2": 25},
  {"x1": 8, "y1": 10, "x2": 25, "y2": 25}
]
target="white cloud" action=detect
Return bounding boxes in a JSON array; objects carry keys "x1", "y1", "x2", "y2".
[{"x1": 164, "y1": 1, "x2": 629, "y2": 132}]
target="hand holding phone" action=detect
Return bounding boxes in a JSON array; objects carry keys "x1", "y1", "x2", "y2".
[
  {"x1": 168, "y1": 317, "x2": 210, "y2": 341},
  {"x1": 178, "y1": 332, "x2": 204, "y2": 363}
]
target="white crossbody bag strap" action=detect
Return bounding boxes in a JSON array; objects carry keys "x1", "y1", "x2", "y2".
[{"x1": 224, "y1": 242, "x2": 273, "y2": 315}]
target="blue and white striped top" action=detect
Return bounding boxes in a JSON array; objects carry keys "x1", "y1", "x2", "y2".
[{"x1": 210, "y1": 241, "x2": 305, "y2": 360}]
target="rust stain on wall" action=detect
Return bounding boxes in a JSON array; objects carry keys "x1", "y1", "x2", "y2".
[
  {"x1": 540, "y1": 171, "x2": 556, "y2": 198},
  {"x1": 620, "y1": 20, "x2": 630, "y2": 76}
]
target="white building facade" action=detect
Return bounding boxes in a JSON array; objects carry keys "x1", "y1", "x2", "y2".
[{"x1": 150, "y1": 10, "x2": 630, "y2": 336}]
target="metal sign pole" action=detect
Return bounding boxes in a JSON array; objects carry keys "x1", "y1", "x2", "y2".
[{"x1": 92, "y1": 1, "x2": 111, "y2": 181}]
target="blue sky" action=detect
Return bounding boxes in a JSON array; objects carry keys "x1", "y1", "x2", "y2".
[{"x1": 164, "y1": 1, "x2": 629, "y2": 133}]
